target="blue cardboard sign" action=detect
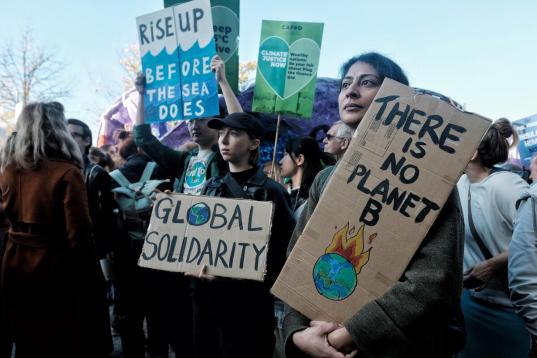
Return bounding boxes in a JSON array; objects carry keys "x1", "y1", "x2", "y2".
[{"x1": 137, "y1": 0, "x2": 219, "y2": 123}]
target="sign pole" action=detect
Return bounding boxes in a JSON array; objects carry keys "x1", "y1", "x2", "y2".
[{"x1": 270, "y1": 114, "x2": 282, "y2": 179}]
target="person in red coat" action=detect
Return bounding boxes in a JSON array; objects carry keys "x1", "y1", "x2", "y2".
[{"x1": 0, "y1": 102, "x2": 108, "y2": 357}]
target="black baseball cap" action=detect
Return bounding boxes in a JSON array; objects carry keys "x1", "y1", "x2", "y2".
[{"x1": 207, "y1": 112, "x2": 264, "y2": 139}]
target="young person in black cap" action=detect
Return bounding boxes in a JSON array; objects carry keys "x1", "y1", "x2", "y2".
[
  {"x1": 191, "y1": 112, "x2": 295, "y2": 358},
  {"x1": 133, "y1": 56, "x2": 241, "y2": 357}
]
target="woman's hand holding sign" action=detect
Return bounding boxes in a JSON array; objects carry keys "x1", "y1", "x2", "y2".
[
  {"x1": 211, "y1": 55, "x2": 243, "y2": 114},
  {"x1": 292, "y1": 321, "x2": 344, "y2": 358},
  {"x1": 185, "y1": 265, "x2": 216, "y2": 282},
  {"x1": 292, "y1": 321, "x2": 358, "y2": 358},
  {"x1": 134, "y1": 72, "x2": 146, "y2": 126},
  {"x1": 327, "y1": 325, "x2": 358, "y2": 357},
  {"x1": 211, "y1": 55, "x2": 227, "y2": 84}
]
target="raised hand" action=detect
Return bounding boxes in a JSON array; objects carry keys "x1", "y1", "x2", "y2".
[
  {"x1": 135, "y1": 72, "x2": 146, "y2": 94},
  {"x1": 211, "y1": 55, "x2": 227, "y2": 84}
]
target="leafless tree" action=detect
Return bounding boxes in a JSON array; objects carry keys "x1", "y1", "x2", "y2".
[
  {"x1": 84, "y1": 44, "x2": 140, "y2": 119},
  {"x1": 0, "y1": 28, "x2": 70, "y2": 128}
]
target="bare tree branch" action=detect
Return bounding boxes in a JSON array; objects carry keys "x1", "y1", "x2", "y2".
[{"x1": 0, "y1": 27, "x2": 70, "y2": 127}]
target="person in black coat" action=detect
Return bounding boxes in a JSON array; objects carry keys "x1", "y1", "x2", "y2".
[
  {"x1": 110, "y1": 137, "x2": 176, "y2": 358},
  {"x1": 193, "y1": 112, "x2": 295, "y2": 358},
  {"x1": 67, "y1": 118, "x2": 114, "y2": 356}
]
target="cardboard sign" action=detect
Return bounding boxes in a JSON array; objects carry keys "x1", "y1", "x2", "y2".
[
  {"x1": 271, "y1": 79, "x2": 491, "y2": 322},
  {"x1": 252, "y1": 20, "x2": 324, "y2": 118},
  {"x1": 137, "y1": 0, "x2": 219, "y2": 124},
  {"x1": 138, "y1": 193, "x2": 274, "y2": 281},
  {"x1": 164, "y1": 0, "x2": 240, "y2": 94},
  {"x1": 513, "y1": 114, "x2": 537, "y2": 167}
]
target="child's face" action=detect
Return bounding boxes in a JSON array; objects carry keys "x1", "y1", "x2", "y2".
[{"x1": 218, "y1": 127, "x2": 258, "y2": 164}]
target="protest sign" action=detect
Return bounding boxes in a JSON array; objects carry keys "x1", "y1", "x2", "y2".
[
  {"x1": 252, "y1": 20, "x2": 324, "y2": 118},
  {"x1": 137, "y1": 0, "x2": 219, "y2": 124},
  {"x1": 271, "y1": 79, "x2": 491, "y2": 322},
  {"x1": 138, "y1": 193, "x2": 274, "y2": 281},
  {"x1": 165, "y1": 0, "x2": 240, "y2": 94},
  {"x1": 513, "y1": 114, "x2": 537, "y2": 167}
]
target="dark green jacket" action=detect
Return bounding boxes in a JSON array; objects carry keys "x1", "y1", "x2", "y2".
[
  {"x1": 133, "y1": 124, "x2": 227, "y2": 192},
  {"x1": 283, "y1": 166, "x2": 464, "y2": 358}
]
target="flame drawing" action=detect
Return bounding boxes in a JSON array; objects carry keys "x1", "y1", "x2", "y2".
[{"x1": 325, "y1": 223, "x2": 372, "y2": 275}]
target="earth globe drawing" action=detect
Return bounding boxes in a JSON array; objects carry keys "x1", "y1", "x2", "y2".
[
  {"x1": 187, "y1": 203, "x2": 210, "y2": 226},
  {"x1": 313, "y1": 252, "x2": 357, "y2": 301}
]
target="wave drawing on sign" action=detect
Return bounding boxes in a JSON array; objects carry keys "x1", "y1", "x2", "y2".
[{"x1": 312, "y1": 223, "x2": 375, "y2": 301}]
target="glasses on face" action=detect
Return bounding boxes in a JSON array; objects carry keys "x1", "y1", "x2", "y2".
[
  {"x1": 325, "y1": 134, "x2": 340, "y2": 141},
  {"x1": 70, "y1": 132, "x2": 85, "y2": 140}
]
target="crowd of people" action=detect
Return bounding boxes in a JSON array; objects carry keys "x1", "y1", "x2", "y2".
[{"x1": 0, "y1": 51, "x2": 536, "y2": 358}]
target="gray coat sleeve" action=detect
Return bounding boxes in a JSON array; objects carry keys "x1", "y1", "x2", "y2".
[
  {"x1": 133, "y1": 124, "x2": 189, "y2": 177},
  {"x1": 509, "y1": 190, "x2": 537, "y2": 337},
  {"x1": 283, "y1": 167, "x2": 334, "y2": 357}
]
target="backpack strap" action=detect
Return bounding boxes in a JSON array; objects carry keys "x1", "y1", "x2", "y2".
[
  {"x1": 467, "y1": 185, "x2": 510, "y2": 294},
  {"x1": 110, "y1": 169, "x2": 131, "y2": 188},
  {"x1": 467, "y1": 187, "x2": 493, "y2": 259},
  {"x1": 140, "y1": 162, "x2": 156, "y2": 183},
  {"x1": 531, "y1": 197, "x2": 537, "y2": 233}
]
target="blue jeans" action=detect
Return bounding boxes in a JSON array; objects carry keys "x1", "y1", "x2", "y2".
[{"x1": 458, "y1": 290, "x2": 530, "y2": 358}]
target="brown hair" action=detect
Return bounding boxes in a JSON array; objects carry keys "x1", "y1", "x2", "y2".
[
  {"x1": 477, "y1": 119, "x2": 514, "y2": 168},
  {"x1": 495, "y1": 117, "x2": 518, "y2": 149},
  {"x1": 118, "y1": 138, "x2": 138, "y2": 160}
]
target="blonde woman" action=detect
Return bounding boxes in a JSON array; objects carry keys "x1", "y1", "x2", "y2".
[{"x1": 0, "y1": 102, "x2": 107, "y2": 357}]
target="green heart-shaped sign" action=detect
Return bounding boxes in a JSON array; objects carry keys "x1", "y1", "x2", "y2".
[
  {"x1": 258, "y1": 36, "x2": 320, "y2": 99},
  {"x1": 212, "y1": 6, "x2": 239, "y2": 63}
]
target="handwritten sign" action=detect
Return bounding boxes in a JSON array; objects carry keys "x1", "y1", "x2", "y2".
[
  {"x1": 272, "y1": 79, "x2": 491, "y2": 322},
  {"x1": 164, "y1": 0, "x2": 240, "y2": 93},
  {"x1": 138, "y1": 193, "x2": 274, "y2": 281},
  {"x1": 252, "y1": 20, "x2": 324, "y2": 118},
  {"x1": 137, "y1": 0, "x2": 219, "y2": 123}
]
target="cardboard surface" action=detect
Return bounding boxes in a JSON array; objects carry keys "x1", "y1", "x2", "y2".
[
  {"x1": 271, "y1": 79, "x2": 491, "y2": 322},
  {"x1": 137, "y1": 0, "x2": 219, "y2": 123},
  {"x1": 252, "y1": 20, "x2": 324, "y2": 118},
  {"x1": 138, "y1": 193, "x2": 274, "y2": 281}
]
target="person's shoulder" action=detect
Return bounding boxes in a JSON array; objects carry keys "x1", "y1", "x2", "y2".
[
  {"x1": 312, "y1": 164, "x2": 336, "y2": 191},
  {"x1": 489, "y1": 171, "x2": 529, "y2": 194},
  {"x1": 318, "y1": 165, "x2": 336, "y2": 181},
  {"x1": 87, "y1": 162, "x2": 109, "y2": 179},
  {"x1": 49, "y1": 160, "x2": 85, "y2": 184},
  {"x1": 529, "y1": 183, "x2": 537, "y2": 197},
  {"x1": 457, "y1": 173, "x2": 469, "y2": 185},
  {"x1": 204, "y1": 175, "x2": 225, "y2": 190},
  {"x1": 515, "y1": 183, "x2": 537, "y2": 207},
  {"x1": 490, "y1": 170, "x2": 526, "y2": 183},
  {"x1": 46, "y1": 159, "x2": 83, "y2": 176},
  {"x1": 264, "y1": 176, "x2": 288, "y2": 195},
  {"x1": 200, "y1": 174, "x2": 226, "y2": 196}
]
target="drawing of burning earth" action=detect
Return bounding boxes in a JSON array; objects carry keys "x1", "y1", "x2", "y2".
[{"x1": 313, "y1": 223, "x2": 373, "y2": 301}]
